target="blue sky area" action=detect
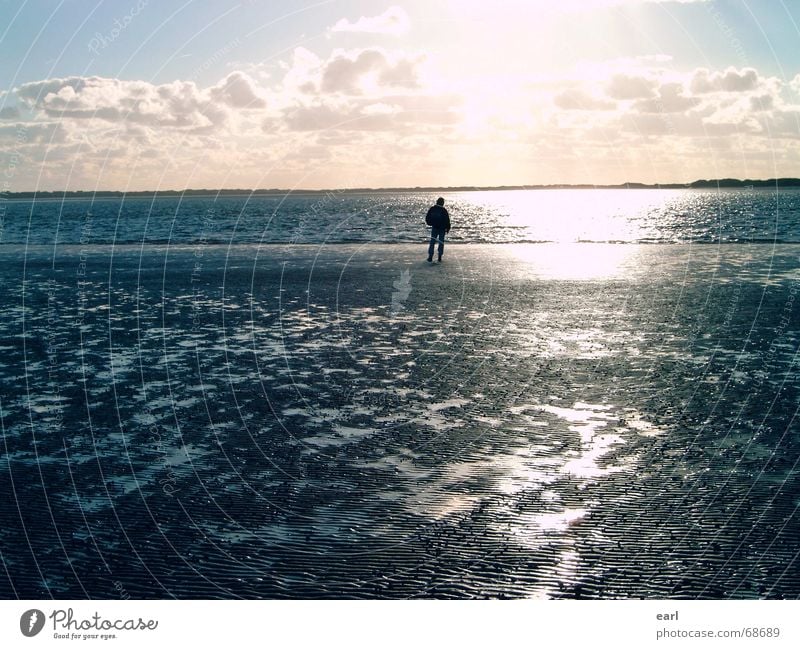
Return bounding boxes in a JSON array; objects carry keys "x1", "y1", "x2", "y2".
[{"x1": 1, "y1": 0, "x2": 799, "y2": 189}]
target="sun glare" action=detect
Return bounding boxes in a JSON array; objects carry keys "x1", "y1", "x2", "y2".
[{"x1": 508, "y1": 243, "x2": 642, "y2": 280}]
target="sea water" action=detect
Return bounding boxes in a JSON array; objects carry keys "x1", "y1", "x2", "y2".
[
  {"x1": 1, "y1": 189, "x2": 799, "y2": 599},
  {"x1": 2, "y1": 187, "x2": 800, "y2": 246}
]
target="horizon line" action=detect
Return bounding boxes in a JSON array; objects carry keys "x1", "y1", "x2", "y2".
[{"x1": 2, "y1": 177, "x2": 800, "y2": 198}]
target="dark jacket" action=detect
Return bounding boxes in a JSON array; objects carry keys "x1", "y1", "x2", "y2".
[{"x1": 425, "y1": 204, "x2": 451, "y2": 230}]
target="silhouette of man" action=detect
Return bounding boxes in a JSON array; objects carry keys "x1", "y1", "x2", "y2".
[{"x1": 425, "y1": 197, "x2": 451, "y2": 263}]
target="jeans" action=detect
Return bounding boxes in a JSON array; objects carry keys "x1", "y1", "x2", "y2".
[{"x1": 428, "y1": 227, "x2": 446, "y2": 260}]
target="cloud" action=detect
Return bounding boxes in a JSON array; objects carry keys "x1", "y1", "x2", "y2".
[
  {"x1": 279, "y1": 47, "x2": 425, "y2": 98},
  {"x1": 690, "y1": 67, "x2": 760, "y2": 94},
  {"x1": 554, "y1": 88, "x2": 616, "y2": 110},
  {"x1": 280, "y1": 47, "x2": 323, "y2": 94},
  {"x1": 606, "y1": 73, "x2": 657, "y2": 99},
  {"x1": 15, "y1": 73, "x2": 266, "y2": 131},
  {"x1": 283, "y1": 95, "x2": 460, "y2": 132},
  {"x1": 543, "y1": 61, "x2": 800, "y2": 147},
  {"x1": 3, "y1": 56, "x2": 800, "y2": 191},
  {"x1": 0, "y1": 121, "x2": 66, "y2": 144},
  {"x1": 0, "y1": 106, "x2": 20, "y2": 120},
  {"x1": 749, "y1": 94, "x2": 774, "y2": 112},
  {"x1": 759, "y1": 109, "x2": 800, "y2": 139},
  {"x1": 209, "y1": 71, "x2": 267, "y2": 108},
  {"x1": 632, "y1": 82, "x2": 700, "y2": 112},
  {"x1": 320, "y1": 49, "x2": 422, "y2": 94},
  {"x1": 330, "y1": 6, "x2": 410, "y2": 36},
  {"x1": 284, "y1": 103, "x2": 384, "y2": 131},
  {"x1": 278, "y1": 45, "x2": 458, "y2": 133},
  {"x1": 620, "y1": 110, "x2": 753, "y2": 137}
]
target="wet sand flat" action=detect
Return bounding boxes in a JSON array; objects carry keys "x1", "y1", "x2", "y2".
[{"x1": 0, "y1": 243, "x2": 799, "y2": 598}]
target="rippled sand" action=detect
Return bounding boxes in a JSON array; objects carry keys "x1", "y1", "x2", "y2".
[{"x1": 1, "y1": 243, "x2": 798, "y2": 598}]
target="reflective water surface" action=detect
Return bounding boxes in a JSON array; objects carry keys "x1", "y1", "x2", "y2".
[{"x1": 1, "y1": 242, "x2": 798, "y2": 598}]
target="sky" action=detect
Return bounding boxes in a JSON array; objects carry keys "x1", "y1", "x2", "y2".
[{"x1": 1, "y1": 0, "x2": 799, "y2": 190}]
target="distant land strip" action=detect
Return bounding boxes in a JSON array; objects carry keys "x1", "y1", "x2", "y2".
[{"x1": 3, "y1": 178, "x2": 800, "y2": 200}]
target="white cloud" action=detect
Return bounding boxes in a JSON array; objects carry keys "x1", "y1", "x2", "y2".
[
  {"x1": 554, "y1": 88, "x2": 616, "y2": 111},
  {"x1": 282, "y1": 94, "x2": 459, "y2": 133},
  {"x1": 529, "y1": 60, "x2": 800, "y2": 159},
  {"x1": 209, "y1": 71, "x2": 267, "y2": 108},
  {"x1": 320, "y1": 49, "x2": 423, "y2": 94},
  {"x1": 0, "y1": 121, "x2": 66, "y2": 144},
  {"x1": 760, "y1": 109, "x2": 800, "y2": 139},
  {"x1": 274, "y1": 46, "x2": 451, "y2": 135},
  {"x1": 330, "y1": 6, "x2": 410, "y2": 36},
  {"x1": 15, "y1": 73, "x2": 266, "y2": 131},
  {"x1": 276, "y1": 47, "x2": 425, "y2": 99},
  {"x1": 633, "y1": 82, "x2": 700, "y2": 113},
  {"x1": 3, "y1": 55, "x2": 800, "y2": 191},
  {"x1": 0, "y1": 106, "x2": 20, "y2": 120},
  {"x1": 690, "y1": 67, "x2": 761, "y2": 94},
  {"x1": 749, "y1": 94, "x2": 773, "y2": 112},
  {"x1": 280, "y1": 47, "x2": 323, "y2": 94},
  {"x1": 606, "y1": 73, "x2": 657, "y2": 100}
]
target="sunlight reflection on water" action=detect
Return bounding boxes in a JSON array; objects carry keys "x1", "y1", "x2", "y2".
[
  {"x1": 506, "y1": 242, "x2": 644, "y2": 280},
  {"x1": 461, "y1": 188, "x2": 659, "y2": 242}
]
